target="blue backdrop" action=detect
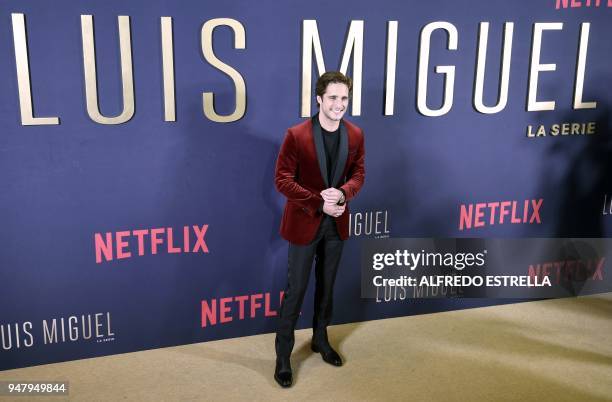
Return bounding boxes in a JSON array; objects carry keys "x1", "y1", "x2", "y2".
[{"x1": 0, "y1": 0, "x2": 610, "y2": 370}]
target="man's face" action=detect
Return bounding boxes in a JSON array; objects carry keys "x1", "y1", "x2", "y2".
[{"x1": 317, "y1": 82, "x2": 349, "y2": 124}]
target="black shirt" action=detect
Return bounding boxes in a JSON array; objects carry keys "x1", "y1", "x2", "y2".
[{"x1": 321, "y1": 126, "x2": 340, "y2": 185}]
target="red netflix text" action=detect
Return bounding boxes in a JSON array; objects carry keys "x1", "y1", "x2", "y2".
[
  {"x1": 201, "y1": 291, "x2": 285, "y2": 328},
  {"x1": 528, "y1": 258, "x2": 605, "y2": 283},
  {"x1": 94, "y1": 225, "x2": 209, "y2": 263},
  {"x1": 459, "y1": 199, "x2": 543, "y2": 231},
  {"x1": 556, "y1": 0, "x2": 612, "y2": 9}
]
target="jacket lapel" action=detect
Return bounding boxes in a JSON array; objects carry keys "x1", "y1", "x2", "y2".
[{"x1": 311, "y1": 114, "x2": 329, "y2": 188}]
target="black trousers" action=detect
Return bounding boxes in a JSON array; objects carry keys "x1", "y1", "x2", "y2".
[{"x1": 275, "y1": 216, "x2": 344, "y2": 359}]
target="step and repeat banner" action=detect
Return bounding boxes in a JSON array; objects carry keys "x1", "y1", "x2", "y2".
[{"x1": 0, "y1": 0, "x2": 610, "y2": 370}]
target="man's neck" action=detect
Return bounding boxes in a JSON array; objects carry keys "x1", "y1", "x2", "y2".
[{"x1": 318, "y1": 113, "x2": 340, "y2": 132}]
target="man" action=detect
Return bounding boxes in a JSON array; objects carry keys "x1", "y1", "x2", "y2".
[{"x1": 273, "y1": 71, "x2": 365, "y2": 388}]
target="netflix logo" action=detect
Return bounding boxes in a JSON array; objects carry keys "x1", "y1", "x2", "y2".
[
  {"x1": 528, "y1": 258, "x2": 605, "y2": 283},
  {"x1": 201, "y1": 291, "x2": 284, "y2": 328},
  {"x1": 555, "y1": 0, "x2": 612, "y2": 10},
  {"x1": 459, "y1": 199, "x2": 543, "y2": 231},
  {"x1": 94, "y1": 225, "x2": 209, "y2": 263}
]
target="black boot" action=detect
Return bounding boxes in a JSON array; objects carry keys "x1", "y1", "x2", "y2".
[
  {"x1": 311, "y1": 341, "x2": 342, "y2": 366},
  {"x1": 274, "y1": 357, "x2": 293, "y2": 388}
]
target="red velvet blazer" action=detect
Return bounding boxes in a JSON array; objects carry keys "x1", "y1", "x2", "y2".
[{"x1": 274, "y1": 115, "x2": 365, "y2": 245}]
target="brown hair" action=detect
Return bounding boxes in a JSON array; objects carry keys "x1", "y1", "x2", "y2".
[{"x1": 315, "y1": 71, "x2": 352, "y2": 98}]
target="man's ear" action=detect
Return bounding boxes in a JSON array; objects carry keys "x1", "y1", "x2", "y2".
[{"x1": 316, "y1": 95, "x2": 322, "y2": 107}]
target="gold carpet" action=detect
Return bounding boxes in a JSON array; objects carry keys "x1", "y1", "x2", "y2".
[{"x1": 1, "y1": 294, "x2": 611, "y2": 402}]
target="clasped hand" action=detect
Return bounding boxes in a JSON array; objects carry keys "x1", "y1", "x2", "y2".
[{"x1": 321, "y1": 188, "x2": 345, "y2": 218}]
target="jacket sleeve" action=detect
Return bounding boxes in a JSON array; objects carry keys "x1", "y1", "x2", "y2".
[
  {"x1": 274, "y1": 129, "x2": 323, "y2": 216},
  {"x1": 339, "y1": 130, "x2": 365, "y2": 201}
]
